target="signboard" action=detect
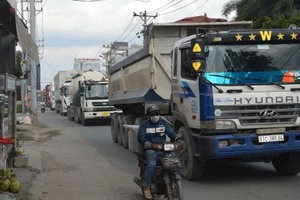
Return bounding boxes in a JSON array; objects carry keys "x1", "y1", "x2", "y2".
[
  {"x1": 0, "y1": 74, "x2": 16, "y2": 91},
  {"x1": 7, "y1": 75, "x2": 16, "y2": 91},
  {"x1": 0, "y1": 75, "x2": 4, "y2": 90}
]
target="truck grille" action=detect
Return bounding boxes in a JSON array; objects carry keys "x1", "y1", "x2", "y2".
[
  {"x1": 93, "y1": 107, "x2": 116, "y2": 112},
  {"x1": 92, "y1": 102, "x2": 109, "y2": 106},
  {"x1": 215, "y1": 104, "x2": 300, "y2": 126}
]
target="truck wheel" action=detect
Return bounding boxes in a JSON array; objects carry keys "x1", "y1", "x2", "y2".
[
  {"x1": 177, "y1": 126, "x2": 205, "y2": 180},
  {"x1": 272, "y1": 152, "x2": 300, "y2": 175},
  {"x1": 60, "y1": 104, "x2": 63, "y2": 115},
  {"x1": 117, "y1": 115, "x2": 123, "y2": 146},
  {"x1": 81, "y1": 113, "x2": 88, "y2": 126},
  {"x1": 67, "y1": 109, "x2": 70, "y2": 120},
  {"x1": 111, "y1": 114, "x2": 118, "y2": 143},
  {"x1": 122, "y1": 116, "x2": 135, "y2": 149},
  {"x1": 74, "y1": 110, "x2": 79, "y2": 124}
]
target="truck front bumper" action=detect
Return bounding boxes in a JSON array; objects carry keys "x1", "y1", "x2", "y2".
[
  {"x1": 195, "y1": 131, "x2": 300, "y2": 160},
  {"x1": 83, "y1": 110, "x2": 122, "y2": 120}
]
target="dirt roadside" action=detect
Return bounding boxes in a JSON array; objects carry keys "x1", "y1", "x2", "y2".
[{"x1": 6, "y1": 122, "x2": 61, "y2": 200}]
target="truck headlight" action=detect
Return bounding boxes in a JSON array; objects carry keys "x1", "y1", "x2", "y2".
[
  {"x1": 201, "y1": 120, "x2": 236, "y2": 130},
  {"x1": 215, "y1": 120, "x2": 236, "y2": 129},
  {"x1": 84, "y1": 107, "x2": 93, "y2": 111}
]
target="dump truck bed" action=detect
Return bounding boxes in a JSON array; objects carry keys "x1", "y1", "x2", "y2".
[{"x1": 108, "y1": 21, "x2": 252, "y2": 106}]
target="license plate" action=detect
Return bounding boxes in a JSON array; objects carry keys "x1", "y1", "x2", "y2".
[
  {"x1": 102, "y1": 112, "x2": 109, "y2": 116},
  {"x1": 258, "y1": 134, "x2": 284, "y2": 143}
]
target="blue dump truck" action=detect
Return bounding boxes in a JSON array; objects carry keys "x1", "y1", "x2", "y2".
[{"x1": 109, "y1": 21, "x2": 300, "y2": 180}]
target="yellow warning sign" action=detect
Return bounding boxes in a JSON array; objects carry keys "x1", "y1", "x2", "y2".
[
  {"x1": 192, "y1": 43, "x2": 201, "y2": 52},
  {"x1": 192, "y1": 61, "x2": 201, "y2": 71}
]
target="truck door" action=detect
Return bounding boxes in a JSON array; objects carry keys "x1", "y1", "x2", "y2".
[{"x1": 173, "y1": 47, "x2": 200, "y2": 129}]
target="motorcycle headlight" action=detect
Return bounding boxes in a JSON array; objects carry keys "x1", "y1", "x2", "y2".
[{"x1": 164, "y1": 144, "x2": 175, "y2": 151}]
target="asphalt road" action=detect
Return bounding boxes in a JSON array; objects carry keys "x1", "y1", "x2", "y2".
[{"x1": 39, "y1": 110, "x2": 300, "y2": 200}]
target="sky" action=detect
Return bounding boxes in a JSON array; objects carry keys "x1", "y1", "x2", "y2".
[{"x1": 19, "y1": 0, "x2": 234, "y2": 88}]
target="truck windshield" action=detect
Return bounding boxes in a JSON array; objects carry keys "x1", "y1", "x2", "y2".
[
  {"x1": 85, "y1": 84, "x2": 108, "y2": 99},
  {"x1": 203, "y1": 43, "x2": 300, "y2": 84}
]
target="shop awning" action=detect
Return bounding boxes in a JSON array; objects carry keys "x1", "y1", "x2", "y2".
[{"x1": 14, "y1": 14, "x2": 39, "y2": 63}]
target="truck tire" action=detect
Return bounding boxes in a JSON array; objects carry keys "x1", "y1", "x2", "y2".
[
  {"x1": 67, "y1": 108, "x2": 70, "y2": 120},
  {"x1": 111, "y1": 114, "x2": 118, "y2": 143},
  {"x1": 177, "y1": 126, "x2": 205, "y2": 180},
  {"x1": 60, "y1": 104, "x2": 63, "y2": 116},
  {"x1": 122, "y1": 116, "x2": 135, "y2": 149},
  {"x1": 74, "y1": 109, "x2": 79, "y2": 124},
  {"x1": 56, "y1": 105, "x2": 59, "y2": 113},
  {"x1": 117, "y1": 115, "x2": 123, "y2": 146},
  {"x1": 272, "y1": 152, "x2": 300, "y2": 175},
  {"x1": 81, "y1": 112, "x2": 87, "y2": 126}
]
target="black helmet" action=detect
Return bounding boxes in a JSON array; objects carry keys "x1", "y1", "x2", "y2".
[{"x1": 146, "y1": 104, "x2": 160, "y2": 115}]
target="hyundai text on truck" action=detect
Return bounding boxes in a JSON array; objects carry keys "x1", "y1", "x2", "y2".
[
  {"x1": 67, "y1": 70, "x2": 121, "y2": 126},
  {"x1": 53, "y1": 70, "x2": 78, "y2": 115},
  {"x1": 108, "y1": 22, "x2": 300, "y2": 180}
]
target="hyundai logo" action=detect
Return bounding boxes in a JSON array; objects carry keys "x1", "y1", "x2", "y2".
[{"x1": 259, "y1": 110, "x2": 278, "y2": 119}]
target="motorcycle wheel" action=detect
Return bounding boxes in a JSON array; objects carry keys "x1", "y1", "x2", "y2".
[{"x1": 170, "y1": 180, "x2": 183, "y2": 200}]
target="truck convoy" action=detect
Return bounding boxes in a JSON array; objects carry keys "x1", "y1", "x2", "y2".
[
  {"x1": 67, "y1": 70, "x2": 121, "y2": 126},
  {"x1": 53, "y1": 70, "x2": 78, "y2": 115},
  {"x1": 108, "y1": 22, "x2": 300, "y2": 180}
]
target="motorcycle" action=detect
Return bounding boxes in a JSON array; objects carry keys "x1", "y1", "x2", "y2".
[
  {"x1": 40, "y1": 102, "x2": 46, "y2": 113},
  {"x1": 134, "y1": 141, "x2": 183, "y2": 200}
]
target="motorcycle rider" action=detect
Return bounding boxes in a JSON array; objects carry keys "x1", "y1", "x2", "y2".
[{"x1": 137, "y1": 104, "x2": 183, "y2": 200}]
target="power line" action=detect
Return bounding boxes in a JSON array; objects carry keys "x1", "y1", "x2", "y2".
[
  {"x1": 148, "y1": 0, "x2": 177, "y2": 14},
  {"x1": 252, "y1": 1, "x2": 278, "y2": 21},
  {"x1": 128, "y1": 35, "x2": 138, "y2": 43},
  {"x1": 121, "y1": 18, "x2": 141, "y2": 42},
  {"x1": 188, "y1": 0, "x2": 209, "y2": 17},
  {"x1": 115, "y1": 17, "x2": 135, "y2": 42},
  {"x1": 159, "y1": 0, "x2": 199, "y2": 16},
  {"x1": 151, "y1": 0, "x2": 183, "y2": 14}
]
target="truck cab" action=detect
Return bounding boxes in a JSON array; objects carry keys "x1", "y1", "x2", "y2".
[
  {"x1": 76, "y1": 80, "x2": 119, "y2": 125},
  {"x1": 171, "y1": 28, "x2": 300, "y2": 180},
  {"x1": 60, "y1": 81, "x2": 71, "y2": 116}
]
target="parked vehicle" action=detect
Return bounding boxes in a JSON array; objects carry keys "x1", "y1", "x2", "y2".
[
  {"x1": 53, "y1": 70, "x2": 79, "y2": 115},
  {"x1": 40, "y1": 102, "x2": 45, "y2": 113},
  {"x1": 45, "y1": 84, "x2": 51, "y2": 108},
  {"x1": 133, "y1": 141, "x2": 183, "y2": 200},
  {"x1": 109, "y1": 21, "x2": 300, "y2": 180},
  {"x1": 67, "y1": 70, "x2": 121, "y2": 126}
]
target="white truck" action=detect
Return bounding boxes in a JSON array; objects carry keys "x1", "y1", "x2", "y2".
[
  {"x1": 67, "y1": 70, "x2": 121, "y2": 126},
  {"x1": 53, "y1": 70, "x2": 79, "y2": 115},
  {"x1": 109, "y1": 22, "x2": 300, "y2": 180}
]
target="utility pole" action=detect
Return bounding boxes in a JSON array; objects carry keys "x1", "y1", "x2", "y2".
[
  {"x1": 133, "y1": 11, "x2": 158, "y2": 46},
  {"x1": 29, "y1": 0, "x2": 37, "y2": 116}
]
